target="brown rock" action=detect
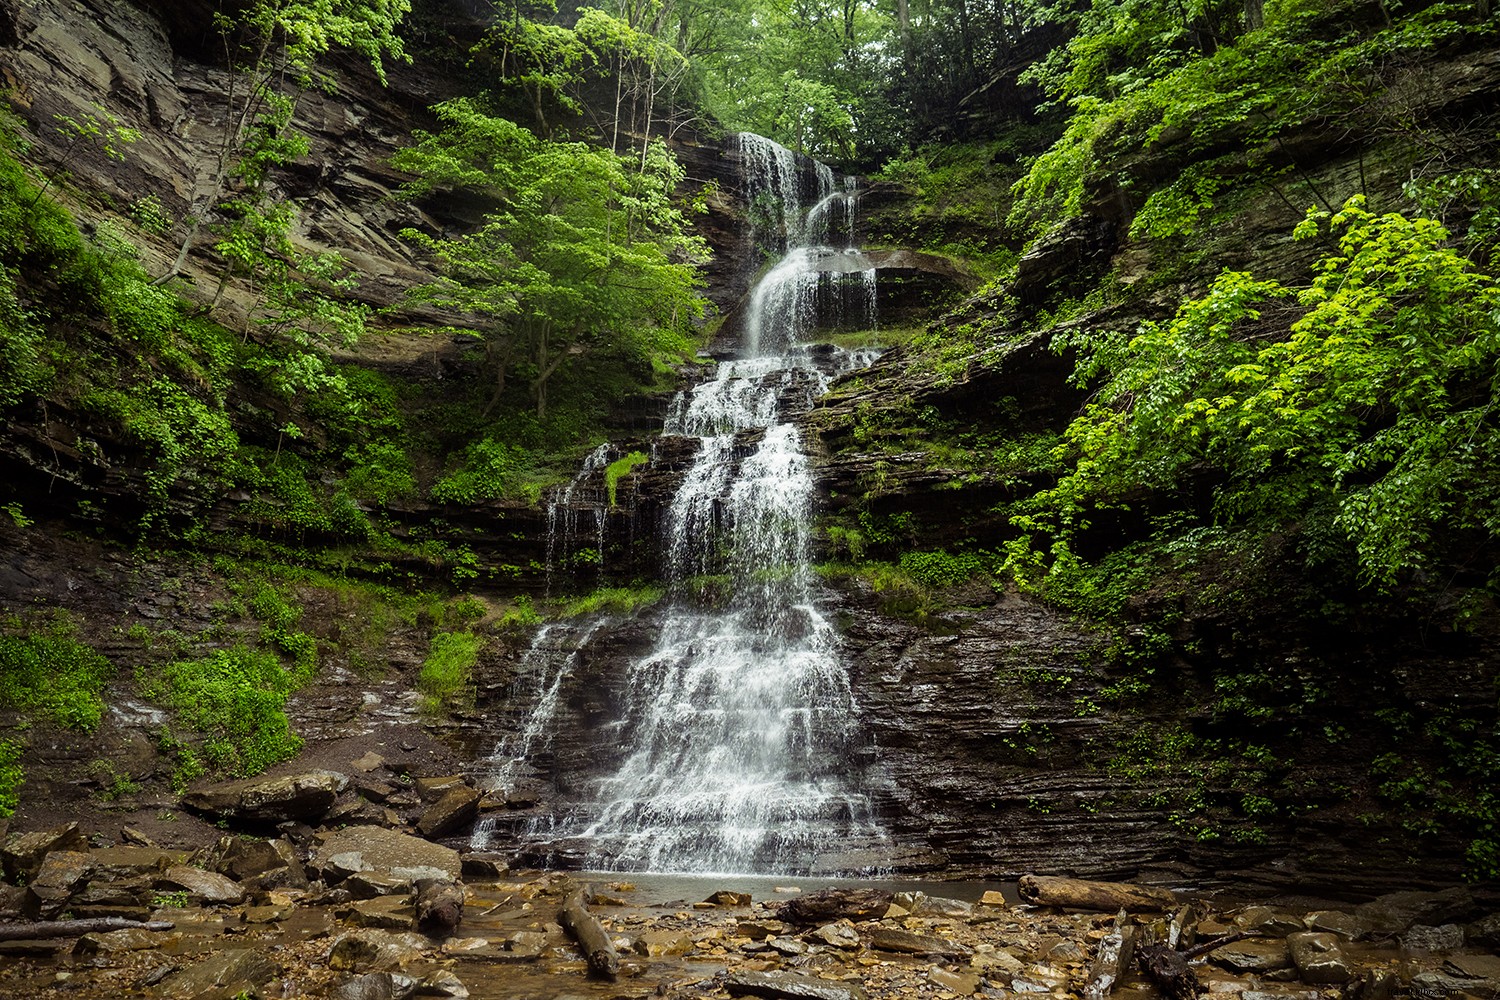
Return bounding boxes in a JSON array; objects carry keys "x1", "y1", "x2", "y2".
[
  {"x1": 156, "y1": 865, "x2": 246, "y2": 905},
  {"x1": 347, "y1": 896, "x2": 416, "y2": 930},
  {"x1": 634, "y1": 929, "x2": 693, "y2": 956},
  {"x1": 416, "y1": 785, "x2": 480, "y2": 839},
  {"x1": 314, "y1": 826, "x2": 461, "y2": 882},
  {"x1": 23, "y1": 850, "x2": 94, "y2": 919},
  {"x1": 183, "y1": 771, "x2": 348, "y2": 823},
  {"x1": 930, "y1": 968, "x2": 981, "y2": 994},
  {"x1": 726, "y1": 970, "x2": 868, "y2": 1000},
  {"x1": 156, "y1": 949, "x2": 278, "y2": 998},
  {"x1": 328, "y1": 929, "x2": 432, "y2": 972},
  {"x1": 868, "y1": 927, "x2": 971, "y2": 957},
  {"x1": 1287, "y1": 932, "x2": 1352, "y2": 984},
  {"x1": 3, "y1": 822, "x2": 89, "y2": 882},
  {"x1": 777, "y1": 888, "x2": 892, "y2": 925},
  {"x1": 414, "y1": 776, "x2": 467, "y2": 802},
  {"x1": 1210, "y1": 938, "x2": 1292, "y2": 973},
  {"x1": 73, "y1": 927, "x2": 174, "y2": 954}
]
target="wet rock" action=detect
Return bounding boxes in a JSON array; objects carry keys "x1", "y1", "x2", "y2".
[
  {"x1": 896, "y1": 892, "x2": 973, "y2": 919},
  {"x1": 88, "y1": 845, "x2": 186, "y2": 880},
  {"x1": 979, "y1": 891, "x2": 1009, "y2": 908},
  {"x1": 1469, "y1": 913, "x2": 1500, "y2": 949},
  {"x1": 347, "y1": 871, "x2": 412, "y2": 899},
  {"x1": 768, "y1": 935, "x2": 808, "y2": 956},
  {"x1": 348, "y1": 896, "x2": 416, "y2": 929},
  {"x1": 1305, "y1": 910, "x2": 1371, "y2": 939},
  {"x1": 1209, "y1": 939, "x2": 1292, "y2": 973},
  {"x1": 868, "y1": 927, "x2": 972, "y2": 957},
  {"x1": 120, "y1": 826, "x2": 155, "y2": 847},
  {"x1": 416, "y1": 786, "x2": 480, "y2": 839},
  {"x1": 329, "y1": 929, "x2": 432, "y2": 972},
  {"x1": 1443, "y1": 954, "x2": 1500, "y2": 995},
  {"x1": 808, "y1": 921, "x2": 861, "y2": 950},
  {"x1": 707, "y1": 890, "x2": 754, "y2": 907},
  {"x1": 460, "y1": 854, "x2": 508, "y2": 880},
  {"x1": 333, "y1": 971, "x2": 418, "y2": 1000},
  {"x1": 73, "y1": 926, "x2": 174, "y2": 954},
  {"x1": 726, "y1": 969, "x2": 869, "y2": 1000},
  {"x1": 156, "y1": 864, "x2": 246, "y2": 905},
  {"x1": 23, "y1": 850, "x2": 94, "y2": 919},
  {"x1": 1409, "y1": 970, "x2": 1500, "y2": 1000},
  {"x1": 1353, "y1": 969, "x2": 1399, "y2": 1000},
  {"x1": 930, "y1": 968, "x2": 981, "y2": 995},
  {"x1": 314, "y1": 827, "x2": 461, "y2": 882},
  {"x1": 414, "y1": 776, "x2": 467, "y2": 801},
  {"x1": 156, "y1": 948, "x2": 278, "y2": 998},
  {"x1": 740, "y1": 920, "x2": 788, "y2": 940},
  {"x1": 245, "y1": 903, "x2": 292, "y2": 923},
  {"x1": 183, "y1": 771, "x2": 349, "y2": 823},
  {"x1": 352, "y1": 752, "x2": 386, "y2": 773},
  {"x1": 2, "y1": 822, "x2": 88, "y2": 882},
  {"x1": 633, "y1": 929, "x2": 693, "y2": 956},
  {"x1": 971, "y1": 946, "x2": 1025, "y2": 974},
  {"x1": 1234, "y1": 906, "x2": 1305, "y2": 936},
  {"x1": 1287, "y1": 932, "x2": 1352, "y2": 984},
  {"x1": 421, "y1": 969, "x2": 471, "y2": 997},
  {"x1": 1402, "y1": 924, "x2": 1465, "y2": 952},
  {"x1": 1355, "y1": 888, "x2": 1476, "y2": 935},
  {"x1": 777, "y1": 888, "x2": 892, "y2": 925}
]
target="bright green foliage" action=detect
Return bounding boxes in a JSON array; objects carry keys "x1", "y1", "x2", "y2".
[
  {"x1": 604, "y1": 450, "x2": 648, "y2": 506},
  {"x1": 0, "y1": 612, "x2": 114, "y2": 731},
  {"x1": 232, "y1": 0, "x2": 411, "y2": 86},
  {"x1": 0, "y1": 739, "x2": 21, "y2": 818},
  {"x1": 395, "y1": 97, "x2": 707, "y2": 420},
  {"x1": 138, "y1": 646, "x2": 305, "y2": 777},
  {"x1": 418, "y1": 631, "x2": 482, "y2": 714},
  {"x1": 1007, "y1": 198, "x2": 1500, "y2": 594},
  {"x1": 559, "y1": 585, "x2": 665, "y2": 617}
]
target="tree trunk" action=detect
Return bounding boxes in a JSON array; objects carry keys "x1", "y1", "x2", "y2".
[
  {"x1": 0, "y1": 918, "x2": 175, "y2": 942},
  {"x1": 1244, "y1": 0, "x2": 1264, "y2": 31},
  {"x1": 1018, "y1": 875, "x2": 1177, "y2": 912},
  {"x1": 559, "y1": 889, "x2": 619, "y2": 979}
]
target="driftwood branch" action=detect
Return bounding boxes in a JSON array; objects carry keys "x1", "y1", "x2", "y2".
[
  {"x1": 1184, "y1": 930, "x2": 1250, "y2": 960},
  {"x1": 559, "y1": 888, "x2": 619, "y2": 979},
  {"x1": 0, "y1": 918, "x2": 175, "y2": 942},
  {"x1": 1136, "y1": 942, "x2": 1203, "y2": 1000}
]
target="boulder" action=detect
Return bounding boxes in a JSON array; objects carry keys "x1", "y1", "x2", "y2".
[
  {"x1": 156, "y1": 865, "x2": 246, "y2": 906},
  {"x1": 314, "y1": 827, "x2": 461, "y2": 882},
  {"x1": 183, "y1": 771, "x2": 348, "y2": 823},
  {"x1": 2, "y1": 822, "x2": 88, "y2": 882},
  {"x1": 706, "y1": 890, "x2": 754, "y2": 907},
  {"x1": 634, "y1": 929, "x2": 693, "y2": 956},
  {"x1": 1470, "y1": 913, "x2": 1500, "y2": 950},
  {"x1": 415, "y1": 786, "x2": 480, "y2": 839},
  {"x1": 1287, "y1": 932, "x2": 1353, "y2": 984},
  {"x1": 328, "y1": 929, "x2": 432, "y2": 972},
  {"x1": 73, "y1": 926, "x2": 175, "y2": 954},
  {"x1": 1402, "y1": 924, "x2": 1465, "y2": 952},
  {"x1": 808, "y1": 921, "x2": 861, "y2": 949},
  {"x1": 414, "y1": 878, "x2": 465, "y2": 935},
  {"x1": 739, "y1": 920, "x2": 787, "y2": 940},
  {"x1": 726, "y1": 970, "x2": 868, "y2": 1000},
  {"x1": 777, "y1": 888, "x2": 892, "y2": 925},
  {"x1": 156, "y1": 949, "x2": 278, "y2": 998},
  {"x1": 1209, "y1": 939, "x2": 1292, "y2": 973},
  {"x1": 333, "y1": 972, "x2": 418, "y2": 1000},
  {"x1": 347, "y1": 872, "x2": 413, "y2": 899},
  {"x1": 88, "y1": 845, "x2": 186, "y2": 880},
  {"x1": 930, "y1": 968, "x2": 981, "y2": 995},
  {"x1": 1305, "y1": 910, "x2": 1372, "y2": 939},
  {"x1": 23, "y1": 849, "x2": 94, "y2": 919},
  {"x1": 1355, "y1": 888, "x2": 1476, "y2": 935},
  {"x1": 1234, "y1": 906, "x2": 1305, "y2": 936},
  {"x1": 348, "y1": 896, "x2": 416, "y2": 930},
  {"x1": 895, "y1": 891, "x2": 973, "y2": 919},
  {"x1": 414, "y1": 776, "x2": 467, "y2": 801},
  {"x1": 867, "y1": 927, "x2": 971, "y2": 957}
]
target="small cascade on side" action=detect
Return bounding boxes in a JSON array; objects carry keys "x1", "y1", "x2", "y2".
[
  {"x1": 544, "y1": 443, "x2": 615, "y2": 591},
  {"x1": 491, "y1": 132, "x2": 886, "y2": 874}
]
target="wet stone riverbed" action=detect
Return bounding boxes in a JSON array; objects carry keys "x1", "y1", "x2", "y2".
[{"x1": 1, "y1": 842, "x2": 1498, "y2": 1000}]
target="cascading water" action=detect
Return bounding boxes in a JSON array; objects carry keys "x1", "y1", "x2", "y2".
[{"x1": 477, "y1": 133, "x2": 885, "y2": 874}]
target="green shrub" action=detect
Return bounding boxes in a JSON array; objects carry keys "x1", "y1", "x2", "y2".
[
  {"x1": 0, "y1": 738, "x2": 23, "y2": 817},
  {"x1": 137, "y1": 646, "x2": 304, "y2": 777},
  {"x1": 604, "y1": 451, "x2": 648, "y2": 506},
  {"x1": 560, "y1": 585, "x2": 664, "y2": 617},
  {"x1": 418, "y1": 631, "x2": 482, "y2": 714},
  {"x1": 0, "y1": 611, "x2": 114, "y2": 731}
]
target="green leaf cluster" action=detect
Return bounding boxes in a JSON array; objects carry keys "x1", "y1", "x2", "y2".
[
  {"x1": 1006, "y1": 197, "x2": 1500, "y2": 596},
  {"x1": 0, "y1": 611, "x2": 115, "y2": 732}
]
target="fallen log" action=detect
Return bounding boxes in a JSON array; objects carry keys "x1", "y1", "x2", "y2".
[
  {"x1": 0, "y1": 918, "x2": 175, "y2": 942},
  {"x1": 559, "y1": 888, "x2": 619, "y2": 979},
  {"x1": 776, "y1": 888, "x2": 892, "y2": 925},
  {"x1": 1019, "y1": 875, "x2": 1177, "y2": 913}
]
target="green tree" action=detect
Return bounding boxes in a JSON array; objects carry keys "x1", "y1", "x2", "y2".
[{"x1": 393, "y1": 97, "x2": 707, "y2": 419}]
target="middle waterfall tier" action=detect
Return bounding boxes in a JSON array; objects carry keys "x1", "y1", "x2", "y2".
[{"x1": 474, "y1": 133, "x2": 886, "y2": 875}]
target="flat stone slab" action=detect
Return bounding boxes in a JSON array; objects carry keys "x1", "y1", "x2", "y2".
[
  {"x1": 867, "y1": 927, "x2": 971, "y2": 957},
  {"x1": 314, "y1": 827, "x2": 460, "y2": 882},
  {"x1": 727, "y1": 970, "x2": 868, "y2": 1000}
]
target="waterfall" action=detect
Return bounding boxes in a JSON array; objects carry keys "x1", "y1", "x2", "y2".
[{"x1": 479, "y1": 133, "x2": 884, "y2": 874}]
